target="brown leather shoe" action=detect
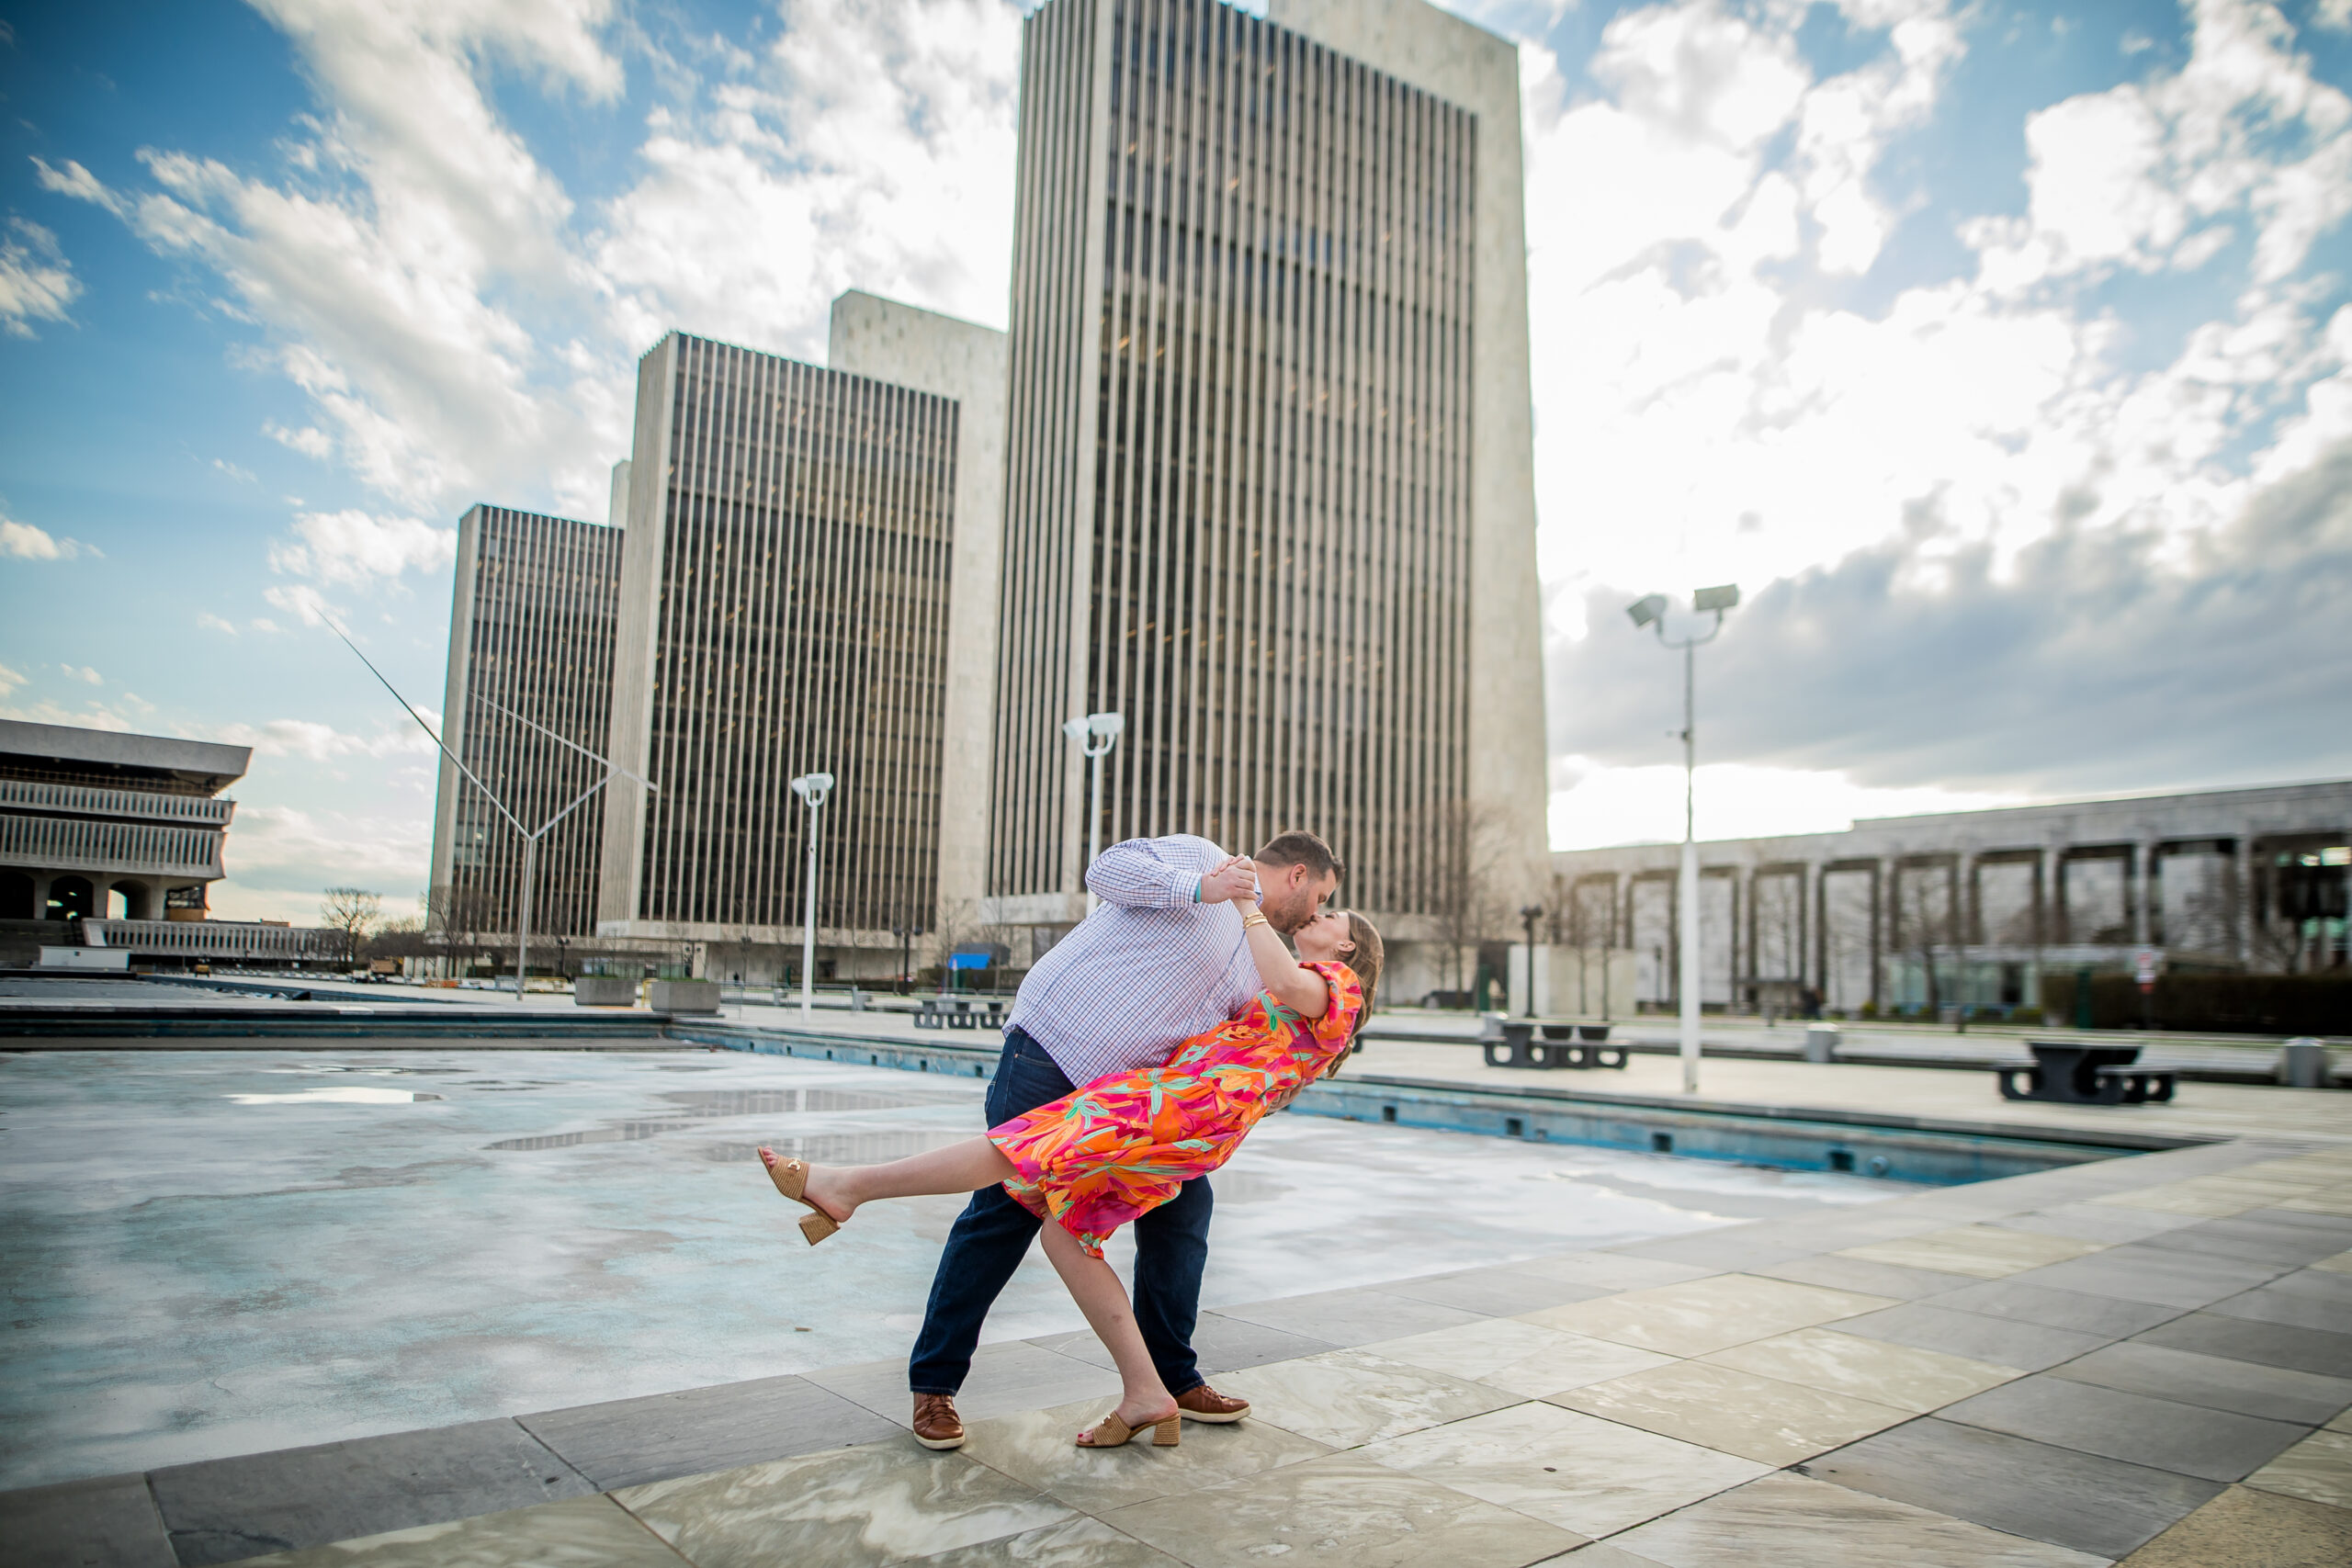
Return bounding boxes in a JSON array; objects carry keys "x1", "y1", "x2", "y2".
[
  {"x1": 1175, "y1": 1382, "x2": 1249, "y2": 1423},
  {"x1": 911, "y1": 1393, "x2": 966, "y2": 1450}
]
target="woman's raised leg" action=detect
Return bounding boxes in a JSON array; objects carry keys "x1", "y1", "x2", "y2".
[
  {"x1": 763, "y1": 1138, "x2": 1016, "y2": 1224},
  {"x1": 1036, "y1": 1219, "x2": 1176, "y2": 1443}
]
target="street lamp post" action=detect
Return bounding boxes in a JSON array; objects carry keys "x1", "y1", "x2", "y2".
[
  {"x1": 322, "y1": 618, "x2": 655, "y2": 1004},
  {"x1": 1628, "y1": 584, "x2": 1739, "y2": 1093},
  {"x1": 1519, "y1": 903, "x2": 1544, "y2": 1017},
  {"x1": 790, "y1": 773, "x2": 835, "y2": 1025},
  {"x1": 1062, "y1": 713, "x2": 1125, "y2": 909}
]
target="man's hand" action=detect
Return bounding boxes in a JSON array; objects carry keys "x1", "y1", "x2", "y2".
[{"x1": 1197, "y1": 855, "x2": 1259, "y2": 907}]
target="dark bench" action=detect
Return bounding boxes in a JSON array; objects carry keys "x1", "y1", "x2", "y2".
[
  {"x1": 1996, "y1": 1042, "x2": 2177, "y2": 1105},
  {"x1": 1480, "y1": 1020, "x2": 1628, "y2": 1070},
  {"x1": 913, "y1": 997, "x2": 1007, "y2": 1031}
]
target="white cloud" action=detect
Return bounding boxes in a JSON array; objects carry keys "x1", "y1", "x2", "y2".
[
  {"x1": 263, "y1": 419, "x2": 333, "y2": 458},
  {"x1": 198, "y1": 612, "x2": 239, "y2": 635},
  {"x1": 1551, "y1": 758, "x2": 2021, "y2": 850},
  {"x1": 205, "y1": 717, "x2": 437, "y2": 761},
  {"x1": 266, "y1": 508, "x2": 455, "y2": 585},
  {"x1": 60, "y1": 664, "x2": 103, "y2": 685},
  {"x1": 213, "y1": 457, "x2": 257, "y2": 482},
  {"x1": 0, "y1": 514, "x2": 92, "y2": 559},
  {"x1": 0, "y1": 662, "x2": 23, "y2": 700},
  {"x1": 0, "y1": 216, "x2": 82, "y2": 338}
]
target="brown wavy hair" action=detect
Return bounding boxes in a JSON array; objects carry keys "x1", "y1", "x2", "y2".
[{"x1": 1320, "y1": 911, "x2": 1384, "y2": 1077}]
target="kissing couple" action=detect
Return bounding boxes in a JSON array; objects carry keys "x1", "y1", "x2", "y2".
[{"x1": 759, "y1": 830, "x2": 1381, "y2": 1451}]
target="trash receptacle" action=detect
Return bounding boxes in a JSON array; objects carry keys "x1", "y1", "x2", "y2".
[
  {"x1": 2279, "y1": 1039, "x2": 2330, "y2": 1089},
  {"x1": 1804, "y1": 1024, "x2": 1839, "y2": 1064}
]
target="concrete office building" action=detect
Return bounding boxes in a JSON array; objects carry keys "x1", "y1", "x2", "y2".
[
  {"x1": 594, "y1": 330, "x2": 970, "y2": 981},
  {"x1": 0, "y1": 719, "x2": 251, "y2": 925},
  {"x1": 827, "y1": 293, "x2": 1011, "y2": 958},
  {"x1": 426, "y1": 502, "x2": 628, "y2": 944},
  {"x1": 984, "y1": 0, "x2": 1548, "y2": 958},
  {"x1": 1548, "y1": 780, "x2": 2352, "y2": 1015}
]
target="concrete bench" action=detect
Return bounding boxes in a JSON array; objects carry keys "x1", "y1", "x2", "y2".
[{"x1": 914, "y1": 997, "x2": 1007, "y2": 1031}]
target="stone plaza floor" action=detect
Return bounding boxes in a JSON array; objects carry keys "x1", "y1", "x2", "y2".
[
  {"x1": 5, "y1": 1035, "x2": 2349, "y2": 1567},
  {"x1": 0, "y1": 1047, "x2": 1894, "y2": 1490}
]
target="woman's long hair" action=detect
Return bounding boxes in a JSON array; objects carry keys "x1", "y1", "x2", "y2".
[{"x1": 1320, "y1": 912, "x2": 1384, "y2": 1077}]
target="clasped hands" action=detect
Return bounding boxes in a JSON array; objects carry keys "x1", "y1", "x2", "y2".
[{"x1": 1197, "y1": 854, "x2": 1261, "y2": 908}]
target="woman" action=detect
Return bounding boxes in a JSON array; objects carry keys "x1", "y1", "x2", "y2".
[{"x1": 760, "y1": 895, "x2": 1382, "y2": 1451}]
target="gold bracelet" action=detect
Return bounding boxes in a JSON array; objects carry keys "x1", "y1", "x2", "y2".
[{"x1": 1241, "y1": 911, "x2": 1271, "y2": 931}]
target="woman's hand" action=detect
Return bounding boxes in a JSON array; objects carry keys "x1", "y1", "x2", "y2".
[{"x1": 1197, "y1": 855, "x2": 1259, "y2": 907}]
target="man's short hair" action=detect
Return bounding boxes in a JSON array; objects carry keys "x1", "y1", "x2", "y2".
[{"x1": 1256, "y1": 829, "x2": 1343, "y2": 885}]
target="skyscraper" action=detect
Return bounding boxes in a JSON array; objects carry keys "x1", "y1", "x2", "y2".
[
  {"x1": 986, "y1": 0, "x2": 1547, "y2": 938},
  {"x1": 593, "y1": 331, "x2": 967, "y2": 976},
  {"x1": 428, "y1": 504, "x2": 626, "y2": 942}
]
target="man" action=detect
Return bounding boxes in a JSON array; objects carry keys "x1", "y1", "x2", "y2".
[{"x1": 906, "y1": 829, "x2": 1344, "y2": 1450}]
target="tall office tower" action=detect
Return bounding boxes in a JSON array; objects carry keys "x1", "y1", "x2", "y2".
[
  {"x1": 595, "y1": 332, "x2": 963, "y2": 975},
  {"x1": 988, "y1": 0, "x2": 1548, "y2": 933},
  {"x1": 827, "y1": 293, "x2": 1010, "y2": 949},
  {"x1": 428, "y1": 504, "x2": 626, "y2": 940}
]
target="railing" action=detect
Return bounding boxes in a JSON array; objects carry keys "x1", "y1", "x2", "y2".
[
  {"x1": 83, "y1": 919, "x2": 338, "y2": 960},
  {"x1": 0, "y1": 814, "x2": 224, "y2": 876},
  {"x1": 0, "y1": 778, "x2": 235, "y2": 826}
]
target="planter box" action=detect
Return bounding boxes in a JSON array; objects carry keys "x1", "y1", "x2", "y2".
[
  {"x1": 648, "y1": 979, "x2": 722, "y2": 1014},
  {"x1": 574, "y1": 976, "x2": 638, "y2": 1008}
]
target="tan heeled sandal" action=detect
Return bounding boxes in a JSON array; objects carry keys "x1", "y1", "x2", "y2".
[
  {"x1": 760, "y1": 1151, "x2": 844, "y2": 1245},
  {"x1": 1077, "y1": 1409, "x2": 1180, "y2": 1449}
]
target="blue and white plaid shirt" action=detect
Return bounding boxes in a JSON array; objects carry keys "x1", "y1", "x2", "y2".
[{"x1": 1005, "y1": 833, "x2": 1261, "y2": 1087}]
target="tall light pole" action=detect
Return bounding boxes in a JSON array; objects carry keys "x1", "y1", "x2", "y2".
[
  {"x1": 1628, "y1": 584, "x2": 1739, "y2": 1092},
  {"x1": 1063, "y1": 712, "x2": 1124, "y2": 910},
  {"x1": 322, "y1": 618, "x2": 654, "y2": 1003},
  {"x1": 790, "y1": 772, "x2": 834, "y2": 1024},
  {"x1": 1520, "y1": 903, "x2": 1544, "y2": 1017}
]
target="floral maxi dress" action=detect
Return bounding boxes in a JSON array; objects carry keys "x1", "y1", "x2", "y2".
[{"x1": 988, "y1": 960, "x2": 1364, "y2": 1258}]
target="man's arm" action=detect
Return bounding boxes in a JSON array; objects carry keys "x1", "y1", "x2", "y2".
[{"x1": 1083, "y1": 836, "x2": 1224, "y2": 909}]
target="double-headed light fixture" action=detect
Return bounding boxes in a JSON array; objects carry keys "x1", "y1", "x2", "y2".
[
  {"x1": 1628, "y1": 583, "x2": 1739, "y2": 1092},
  {"x1": 1064, "y1": 712, "x2": 1125, "y2": 909}
]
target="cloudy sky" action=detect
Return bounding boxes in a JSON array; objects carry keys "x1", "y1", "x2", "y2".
[{"x1": 1, "y1": 0, "x2": 2346, "y2": 922}]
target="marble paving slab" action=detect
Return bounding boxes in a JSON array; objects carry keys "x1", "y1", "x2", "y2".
[
  {"x1": 955, "y1": 1396, "x2": 1330, "y2": 1515},
  {"x1": 1803, "y1": 1416, "x2": 2224, "y2": 1559},
  {"x1": 2206, "y1": 1276, "x2": 2352, "y2": 1333},
  {"x1": 219, "y1": 1495, "x2": 680, "y2": 1567},
  {"x1": 1751, "y1": 1251, "x2": 1974, "y2": 1300},
  {"x1": 1507, "y1": 1252, "x2": 1719, "y2": 1292},
  {"x1": 1374, "y1": 1264, "x2": 1613, "y2": 1316},
  {"x1": 2312, "y1": 1251, "x2": 2352, "y2": 1274},
  {"x1": 807, "y1": 1343, "x2": 1125, "y2": 1428},
  {"x1": 2136, "y1": 1214, "x2": 2352, "y2": 1268},
  {"x1": 1547, "y1": 1359, "x2": 1911, "y2": 1465},
  {"x1": 0, "y1": 1471, "x2": 175, "y2": 1568},
  {"x1": 516, "y1": 1372, "x2": 902, "y2": 1490},
  {"x1": 1835, "y1": 1224, "x2": 2108, "y2": 1280},
  {"x1": 615, "y1": 1441, "x2": 1073, "y2": 1568},
  {"x1": 1830, "y1": 1300, "x2": 2112, "y2": 1371},
  {"x1": 1025, "y1": 1312, "x2": 1341, "y2": 1379},
  {"x1": 1358, "y1": 1401, "x2": 1768, "y2": 1538},
  {"x1": 1606, "y1": 1471, "x2": 2106, "y2": 1568},
  {"x1": 1208, "y1": 1348, "x2": 1520, "y2": 1450},
  {"x1": 1098, "y1": 1451, "x2": 1585, "y2": 1568},
  {"x1": 1522, "y1": 1274, "x2": 1895, "y2": 1358},
  {"x1": 1924, "y1": 1278, "x2": 2185, "y2": 1338},
  {"x1": 1212, "y1": 1287, "x2": 1489, "y2": 1348},
  {"x1": 1702, "y1": 1325, "x2": 2018, "y2": 1413},
  {"x1": 1995, "y1": 1204, "x2": 2206, "y2": 1245},
  {"x1": 2242, "y1": 1428, "x2": 2352, "y2": 1510},
  {"x1": 145, "y1": 1418, "x2": 596, "y2": 1567},
  {"x1": 2048, "y1": 1340, "x2": 2352, "y2": 1426},
  {"x1": 2130, "y1": 1310, "x2": 2352, "y2": 1377},
  {"x1": 1363, "y1": 1317, "x2": 1675, "y2": 1398},
  {"x1": 892, "y1": 1513, "x2": 1188, "y2": 1567},
  {"x1": 2114, "y1": 1483, "x2": 2352, "y2": 1568},
  {"x1": 1939, "y1": 1375, "x2": 2311, "y2": 1483}
]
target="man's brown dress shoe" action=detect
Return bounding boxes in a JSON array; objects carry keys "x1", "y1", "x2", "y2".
[
  {"x1": 912, "y1": 1393, "x2": 966, "y2": 1450},
  {"x1": 1175, "y1": 1382, "x2": 1250, "y2": 1423}
]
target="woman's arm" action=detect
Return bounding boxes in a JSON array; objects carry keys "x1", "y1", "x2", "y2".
[{"x1": 1243, "y1": 911, "x2": 1329, "y2": 1019}]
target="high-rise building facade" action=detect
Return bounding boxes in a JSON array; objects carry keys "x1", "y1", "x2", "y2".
[
  {"x1": 987, "y1": 0, "x2": 1547, "y2": 930},
  {"x1": 594, "y1": 332, "x2": 963, "y2": 962},
  {"x1": 428, "y1": 505, "x2": 626, "y2": 940}
]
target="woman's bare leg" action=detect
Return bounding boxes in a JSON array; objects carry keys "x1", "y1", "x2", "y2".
[
  {"x1": 763, "y1": 1138, "x2": 1015, "y2": 1223},
  {"x1": 1037, "y1": 1219, "x2": 1175, "y2": 1441}
]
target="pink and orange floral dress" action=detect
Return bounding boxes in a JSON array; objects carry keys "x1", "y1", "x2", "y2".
[{"x1": 989, "y1": 960, "x2": 1364, "y2": 1258}]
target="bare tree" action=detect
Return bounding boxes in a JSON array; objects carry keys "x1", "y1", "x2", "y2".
[
  {"x1": 1429, "y1": 800, "x2": 1512, "y2": 1000},
  {"x1": 320, "y1": 887, "x2": 382, "y2": 966},
  {"x1": 1887, "y1": 856, "x2": 1962, "y2": 1020},
  {"x1": 425, "y1": 883, "x2": 496, "y2": 979}
]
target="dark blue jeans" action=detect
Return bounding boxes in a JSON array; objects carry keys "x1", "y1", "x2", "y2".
[{"x1": 907, "y1": 1027, "x2": 1210, "y2": 1397}]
